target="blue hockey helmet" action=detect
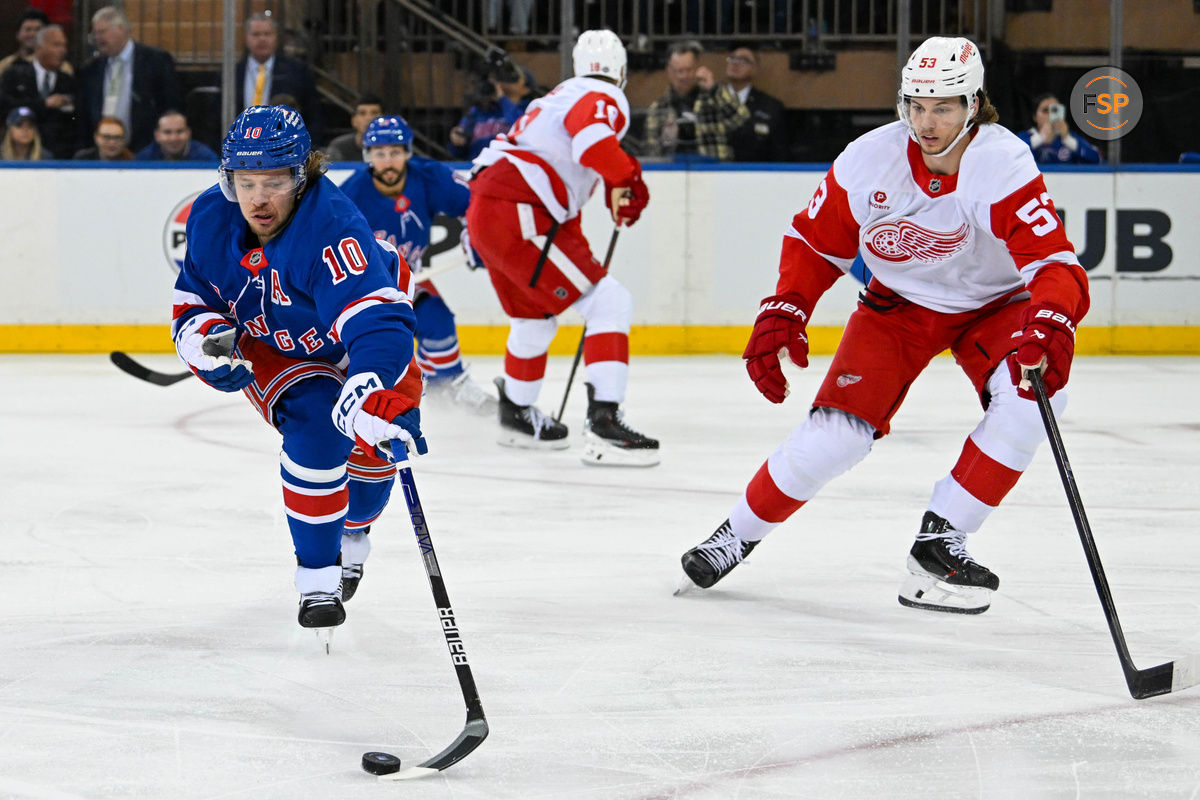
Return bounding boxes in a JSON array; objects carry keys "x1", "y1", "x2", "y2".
[
  {"x1": 361, "y1": 115, "x2": 413, "y2": 161},
  {"x1": 218, "y1": 105, "x2": 311, "y2": 201}
]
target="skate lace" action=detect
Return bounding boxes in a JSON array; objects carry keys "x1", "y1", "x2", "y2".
[
  {"x1": 302, "y1": 591, "x2": 340, "y2": 607},
  {"x1": 609, "y1": 409, "x2": 648, "y2": 439},
  {"x1": 696, "y1": 525, "x2": 745, "y2": 571},
  {"x1": 520, "y1": 404, "x2": 558, "y2": 437},
  {"x1": 914, "y1": 529, "x2": 977, "y2": 565},
  {"x1": 341, "y1": 564, "x2": 363, "y2": 579}
]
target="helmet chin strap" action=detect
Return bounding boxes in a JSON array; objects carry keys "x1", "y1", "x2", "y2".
[{"x1": 903, "y1": 95, "x2": 978, "y2": 157}]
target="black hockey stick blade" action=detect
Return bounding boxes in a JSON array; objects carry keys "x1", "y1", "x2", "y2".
[
  {"x1": 110, "y1": 351, "x2": 193, "y2": 386},
  {"x1": 1030, "y1": 370, "x2": 1200, "y2": 699},
  {"x1": 373, "y1": 457, "x2": 488, "y2": 780}
]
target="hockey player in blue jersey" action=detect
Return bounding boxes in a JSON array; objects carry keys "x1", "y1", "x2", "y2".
[
  {"x1": 340, "y1": 114, "x2": 497, "y2": 415},
  {"x1": 170, "y1": 105, "x2": 427, "y2": 640}
]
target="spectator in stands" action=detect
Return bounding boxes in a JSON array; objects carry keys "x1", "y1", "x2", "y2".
[
  {"x1": 724, "y1": 45, "x2": 787, "y2": 162},
  {"x1": 0, "y1": 9, "x2": 61, "y2": 77},
  {"x1": 447, "y1": 63, "x2": 538, "y2": 160},
  {"x1": 644, "y1": 40, "x2": 748, "y2": 161},
  {"x1": 76, "y1": 6, "x2": 181, "y2": 154},
  {"x1": 325, "y1": 93, "x2": 384, "y2": 161},
  {"x1": 0, "y1": 23, "x2": 75, "y2": 160},
  {"x1": 1018, "y1": 93, "x2": 1102, "y2": 165},
  {"x1": 1, "y1": 105, "x2": 50, "y2": 159},
  {"x1": 135, "y1": 109, "x2": 218, "y2": 161},
  {"x1": 236, "y1": 13, "x2": 323, "y2": 143},
  {"x1": 73, "y1": 115, "x2": 132, "y2": 160}
]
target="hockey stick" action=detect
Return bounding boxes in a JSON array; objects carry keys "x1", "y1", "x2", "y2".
[
  {"x1": 109, "y1": 351, "x2": 192, "y2": 386},
  {"x1": 110, "y1": 258, "x2": 468, "y2": 388},
  {"x1": 365, "y1": 448, "x2": 488, "y2": 780},
  {"x1": 1029, "y1": 369, "x2": 1200, "y2": 699},
  {"x1": 414, "y1": 254, "x2": 469, "y2": 285},
  {"x1": 555, "y1": 225, "x2": 621, "y2": 423}
]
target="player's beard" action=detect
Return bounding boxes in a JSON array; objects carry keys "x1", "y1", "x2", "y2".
[{"x1": 374, "y1": 167, "x2": 406, "y2": 188}]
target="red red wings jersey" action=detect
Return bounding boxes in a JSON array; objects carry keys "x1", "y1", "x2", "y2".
[
  {"x1": 783, "y1": 121, "x2": 1085, "y2": 314},
  {"x1": 472, "y1": 76, "x2": 631, "y2": 222}
]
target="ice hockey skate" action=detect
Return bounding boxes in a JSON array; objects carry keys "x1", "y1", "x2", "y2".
[
  {"x1": 296, "y1": 564, "x2": 346, "y2": 653},
  {"x1": 494, "y1": 376, "x2": 569, "y2": 449},
  {"x1": 424, "y1": 368, "x2": 498, "y2": 417},
  {"x1": 580, "y1": 383, "x2": 660, "y2": 467},
  {"x1": 340, "y1": 529, "x2": 371, "y2": 602},
  {"x1": 898, "y1": 511, "x2": 999, "y2": 614},
  {"x1": 677, "y1": 519, "x2": 758, "y2": 592}
]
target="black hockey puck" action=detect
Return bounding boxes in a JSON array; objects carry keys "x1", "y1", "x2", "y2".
[{"x1": 361, "y1": 751, "x2": 402, "y2": 775}]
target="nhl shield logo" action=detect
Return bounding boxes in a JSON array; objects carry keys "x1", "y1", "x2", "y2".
[
  {"x1": 248, "y1": 251, "x2": 262, "y2": 267},
  {"x1": 928, "y1": 178, "x2": 942, "y2": 193},
  {"x1": 163, "y1": 191, "x2": 202, "y2": 273}
]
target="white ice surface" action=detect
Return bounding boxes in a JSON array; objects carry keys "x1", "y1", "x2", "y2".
[{"x1": 2, "y1": 354, "x2": 1200, "y2": 799}]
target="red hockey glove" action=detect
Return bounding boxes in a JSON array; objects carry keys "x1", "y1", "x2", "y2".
[
  {"x1": 604, "y1": 163, "x2": 650, "y2": 226},
  {"x1": 333, "y1": 372, "x2": 428, "y2": 458},
  {"x1": 743, "y1": 293, "x2": 812, "y2": 404},
  {"x1": 1006, "y1": 303, "x2": 1077, "y2": 399}
]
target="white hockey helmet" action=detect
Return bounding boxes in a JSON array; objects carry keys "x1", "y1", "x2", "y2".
[
  {"x1": 573, "y1": 29, "x2": 627, "y2": 88},
  {"x1": 898, "y1": 36, "x2": 984, "y2": 115}
]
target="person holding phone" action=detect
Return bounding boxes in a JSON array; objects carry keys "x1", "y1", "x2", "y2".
[{"x1": 1018, "y1": 93, "x2": 1102, "y2": 164}]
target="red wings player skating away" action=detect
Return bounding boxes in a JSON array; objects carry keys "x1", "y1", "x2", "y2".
[
  {"x1": 680, "y1": 36, "x2": 1090, "y2": 614},
  {"x1": 466, "y1": 30, "x2": 658, "y2": 467}
]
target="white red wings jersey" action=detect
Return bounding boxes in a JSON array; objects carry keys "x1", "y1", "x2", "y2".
[
  {"x1": 784, "y1": 121, "x2": 1084, "y2": 315},
  {"x1": 471, "y1": 75, "x2": 631, "y2": 222}
]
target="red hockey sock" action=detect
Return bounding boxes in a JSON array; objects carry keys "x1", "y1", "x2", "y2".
[
  {"x1": 504, "y1": 350, "x2": 548, "y2": 382},
  {"x1": 745, "y1": 461, "x2": 806, "y2": 523},
  {"x1": 950, "y1": 437, "x2": 1022, "y2": 507}
]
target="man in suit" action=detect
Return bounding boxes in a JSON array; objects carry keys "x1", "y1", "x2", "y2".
[
  {"x1": 75, "y1": 6, "x2": 182, "y2": 153},
  {"x1": 0, "y1": 24, "x2": 75, "y2": 159},
  {"x1": 236, "y1": 13, "x2": 323, "y2": 143},
  {"x1": 724, "y1": 46, "x2": 789, "y2": 163}
]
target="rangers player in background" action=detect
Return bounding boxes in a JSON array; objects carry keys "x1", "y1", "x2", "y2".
[
  {"x1": 171, "y1": 105, "x2": 426, "y2": 637},
  {"x1": 465, "y1": 29, "x2": 658, "y2": 466},
  {"x1": 679, "y1": 37, "x2": 1090, "y2": 614},
  {"x1": 340, "y1": 114, "x2": 498, "y2": 416}
]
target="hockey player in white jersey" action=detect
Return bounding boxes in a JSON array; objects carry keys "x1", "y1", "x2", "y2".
[
  {"x1": 465, "y1": 29, "x2": 659, "y2": 466},
  {"x1": 680, "y1": 37, "x2": 1090, "y2": 613}
]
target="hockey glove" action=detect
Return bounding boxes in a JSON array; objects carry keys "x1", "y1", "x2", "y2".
[
  {"x1": 605, "y1": 163, "x2": 650, "y2": 226},
  {"x1": 333, "y1": 372, "x2": 428, "y2": 459},
  {"x1": 1007, "y1": 303, "x2": 1077, "y2": 399},
  {"x1": 743, "y1": 293, "x2": 812, "y2": 404},
  {"x1": 177, "y1": 322, "x2": 254, "y2": 392}
]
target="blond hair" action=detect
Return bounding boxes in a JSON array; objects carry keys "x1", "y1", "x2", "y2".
[{"x1": 1, "y1": 124, "x2": 44, "y2": 160}]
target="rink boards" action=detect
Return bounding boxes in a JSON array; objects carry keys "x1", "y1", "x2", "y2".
[{"x1": 1, "y1": 162, "x2": 1198, "y2": 354}]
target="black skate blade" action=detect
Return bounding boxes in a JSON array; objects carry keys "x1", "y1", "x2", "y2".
[{"x1": 897, "y1": 594, "x2": 990, "y2": 615}]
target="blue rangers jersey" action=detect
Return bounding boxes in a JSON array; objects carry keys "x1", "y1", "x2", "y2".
[
  {"x1": 171, "y1": 175, "x2": 417, "y2": 386},
  {"x1": 339, "y1": 156, "x2": 470, "y2": 269}
]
